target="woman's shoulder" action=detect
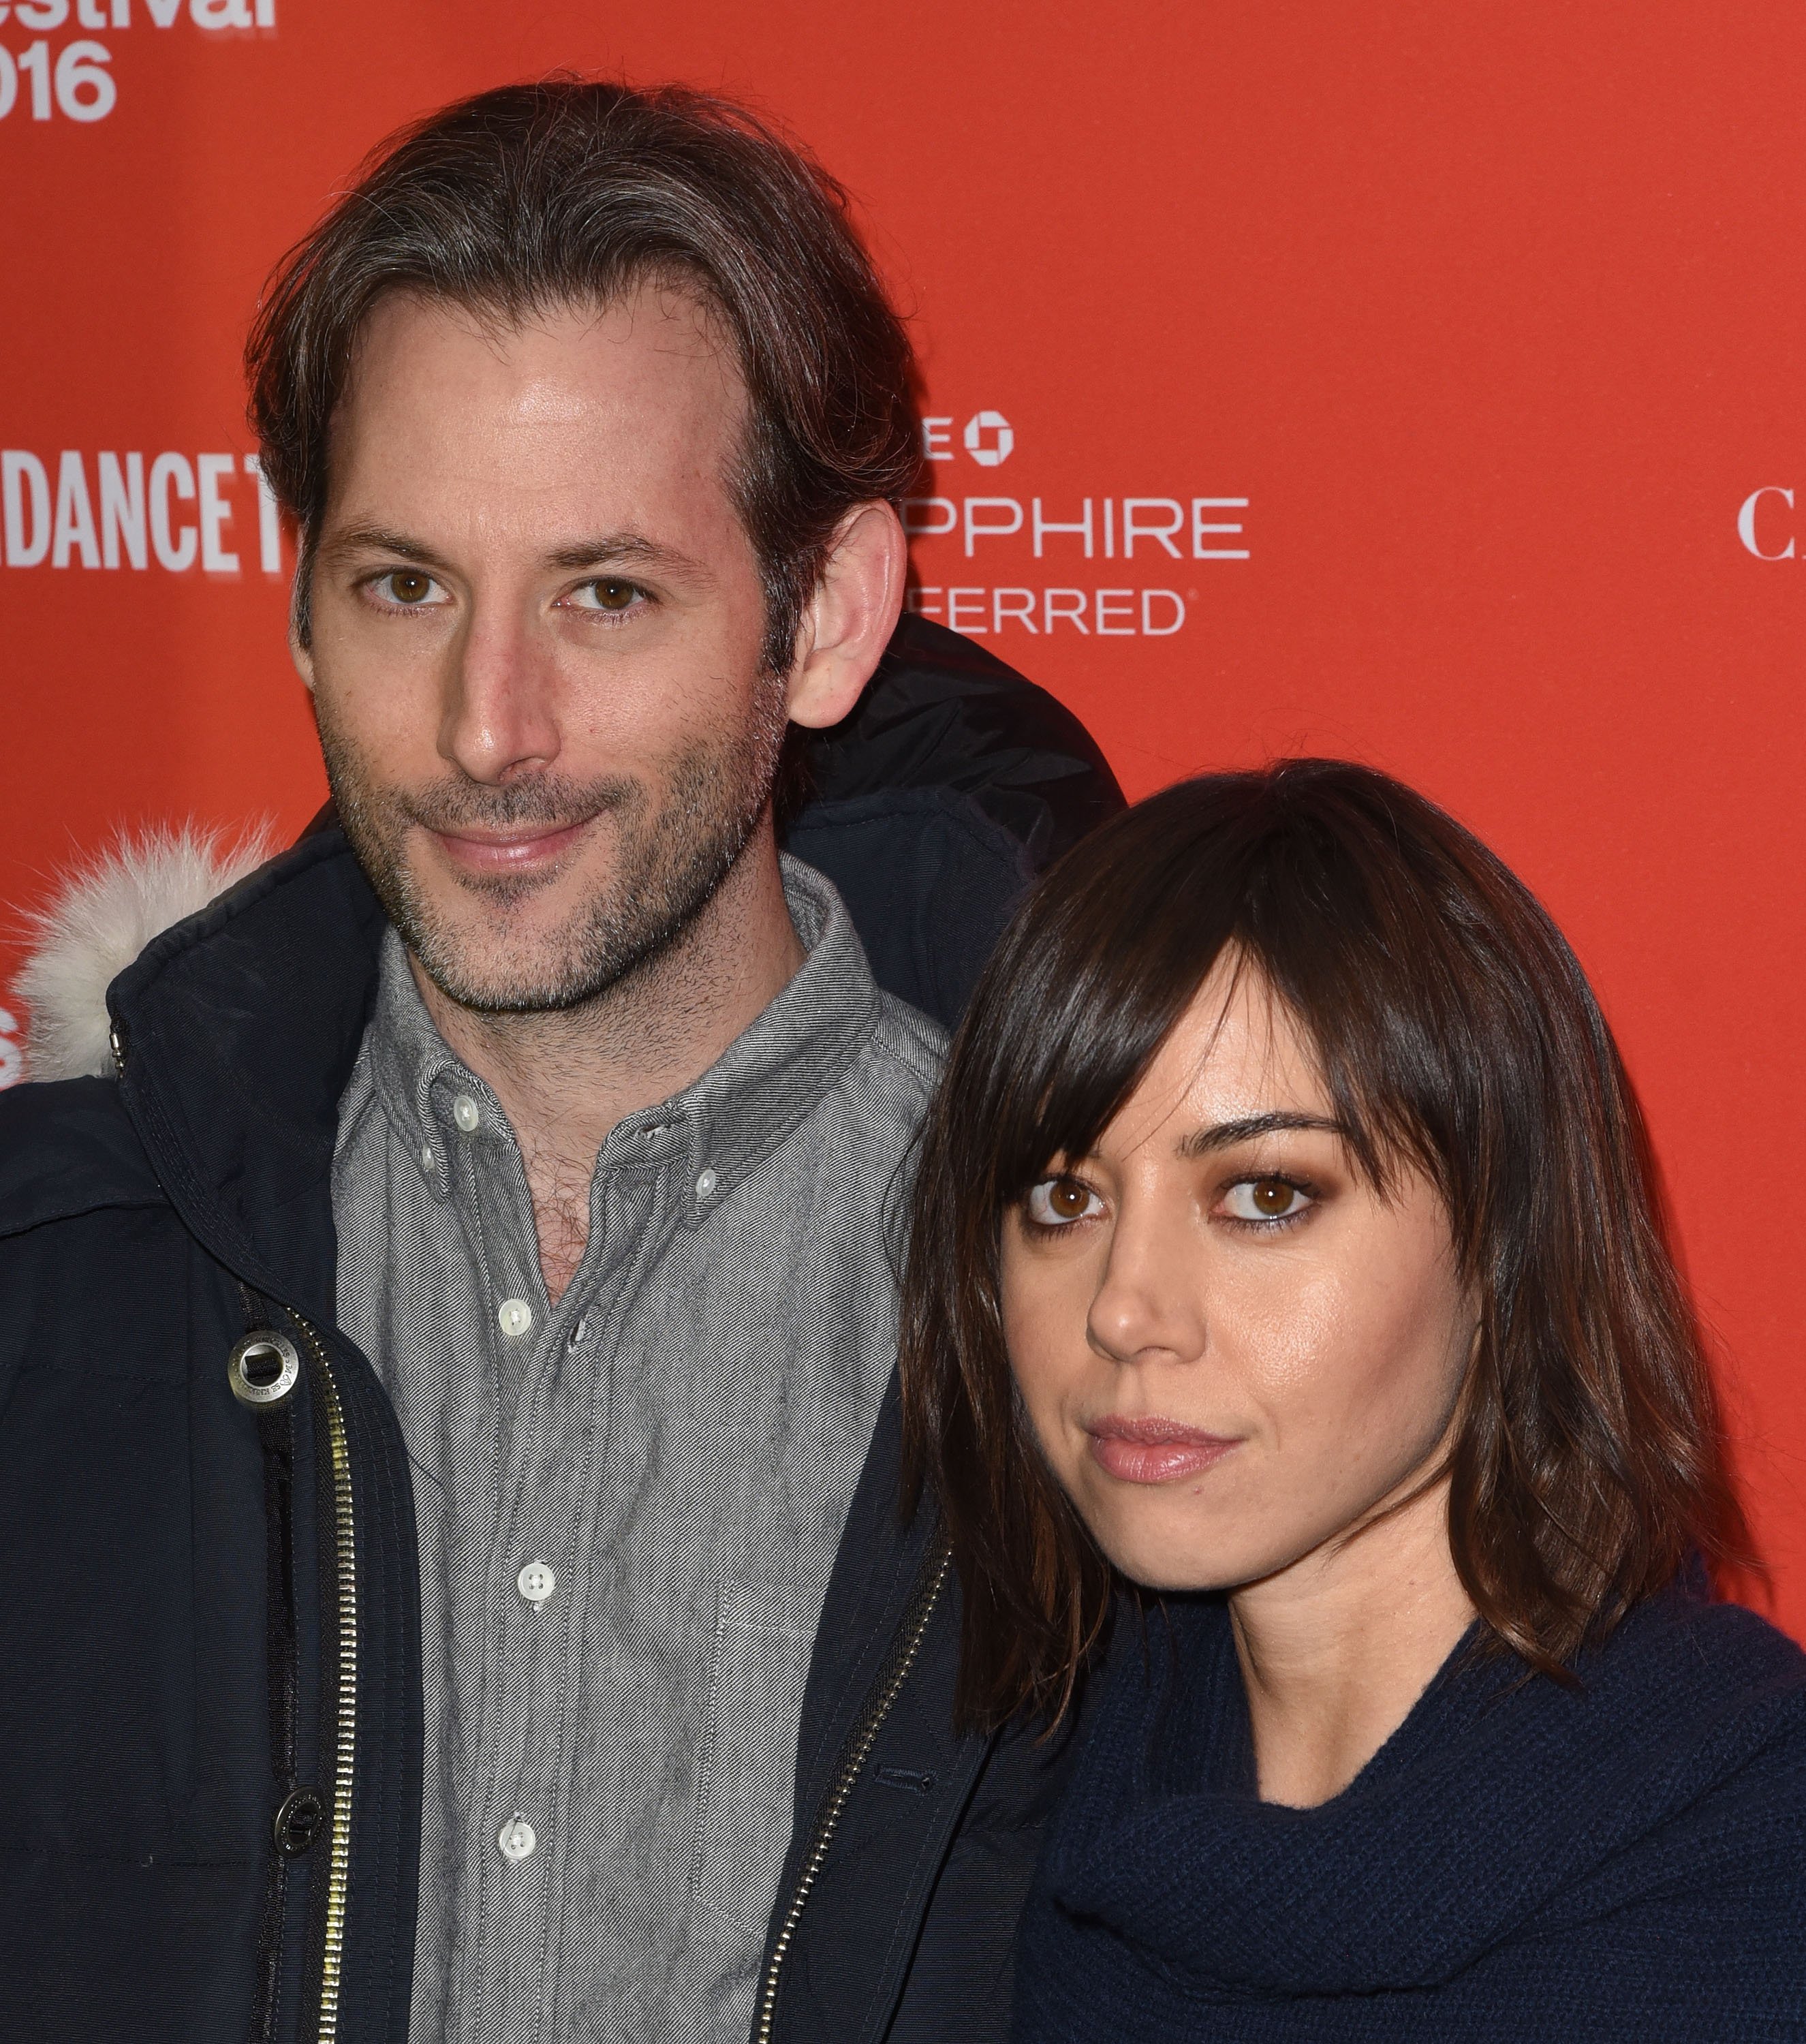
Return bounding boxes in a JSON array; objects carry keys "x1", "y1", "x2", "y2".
[{"x1": 1592, "y1": 1579, "x2": 1806, "y2": 1712}]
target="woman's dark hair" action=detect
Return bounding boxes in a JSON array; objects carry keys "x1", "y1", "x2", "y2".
[
  {"x1": 901, "y1": 758, "x2": 1751, "y2": 1726},
  {"x1": 245, "y1": 77, "x2": 920, "y2": 670}
]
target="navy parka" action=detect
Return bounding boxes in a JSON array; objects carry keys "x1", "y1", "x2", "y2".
[{"x1": 0, "y1": 618, "x2": 1121, "y2": 2044}]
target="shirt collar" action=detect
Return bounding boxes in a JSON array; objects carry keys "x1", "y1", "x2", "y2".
[{"x1": 361, "y1": 855, "x2": 883, "y2": 1214}]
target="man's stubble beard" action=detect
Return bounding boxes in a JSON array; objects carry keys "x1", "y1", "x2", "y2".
[{"x1": 315, "y1": 681, "x2": 790, "y2": 1017}]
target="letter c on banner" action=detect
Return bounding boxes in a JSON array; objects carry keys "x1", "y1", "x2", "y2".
[
  {"x1": 1738, "y1": 486, "x2": 1794, "y2": 560},
  {"x1": 150, "y1": 453, "x2": 198, "y2": 572}
]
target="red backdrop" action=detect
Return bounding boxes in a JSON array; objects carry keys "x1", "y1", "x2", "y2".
[{"x1": 3, "y1": 1, "x2": 1802, "y2": 1635}]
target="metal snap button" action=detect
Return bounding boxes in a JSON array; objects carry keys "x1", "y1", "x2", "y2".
[
  {"x1": 273, "y1": 1785, "x2": 326, "y2": 1857},
  {"x1": 228, "y1": 1329, "x2": 301, "y2": 1408}
]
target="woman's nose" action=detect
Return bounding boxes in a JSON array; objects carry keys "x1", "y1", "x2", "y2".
[{"x1": 1085, "y1": 1205, "x2": 1206, "y2": 1368}]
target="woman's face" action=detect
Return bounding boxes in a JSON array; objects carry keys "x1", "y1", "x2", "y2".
[{"x1": 999, "y1": 956, "x2": 1476, "y2": 1594}]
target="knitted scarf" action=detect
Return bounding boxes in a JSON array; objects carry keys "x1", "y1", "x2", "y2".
[{"x1": 1014, "y1": 1579, "x2": 1806, "y2": 2041}]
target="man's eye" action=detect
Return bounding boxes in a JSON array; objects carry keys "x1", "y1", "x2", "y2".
[
  {"x1": 565, "y1": 577, "x2": 642, "y2": 613},
  {"x1": 1025, "y1": 1177, "x2": 1104, "y2": 1228},
  {"x1": 376, "y1": 570, "x2": 443, "y2": 606},
  {"x1": 1219, "y1": 1177, "x2": 1313, "y2": 1225}
]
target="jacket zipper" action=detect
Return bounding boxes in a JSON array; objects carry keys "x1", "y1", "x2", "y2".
[
  {"x1": 751, "y1": 1539, "x2": 952, "y2": 2044},
  {"x1": 292, "y1": 1312, "x2": 359, "y2": 2044}
]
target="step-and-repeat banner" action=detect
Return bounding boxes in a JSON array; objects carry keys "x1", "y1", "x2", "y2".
[{"x1": 3, "y1": 1, "x2": 1803, "y2": 1633}]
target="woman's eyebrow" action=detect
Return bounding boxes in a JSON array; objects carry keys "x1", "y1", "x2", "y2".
[{"x1": 1176, "y1": 1112, "x2": 1346, "y2": 1158}]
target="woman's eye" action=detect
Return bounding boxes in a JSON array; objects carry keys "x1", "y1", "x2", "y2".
[
  {"x1": 1025, "y1": 1177, "x2": 1104, "y2": 1228},
  {"x1": 375, "y1": 569, "x2": 443, "y2": 606},
  {"x1": 565, "y1": 577, "x2": 643, "y2": 613},
  {"x1": 1220, "y1": 1177, "x2": 1313, "y2": 1225}
]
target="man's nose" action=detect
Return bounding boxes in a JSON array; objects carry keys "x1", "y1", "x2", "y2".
[
  {"x1": 1085, "y1": 1201, "x2": 1206, "y2": 1369},
  {"x1": 437, "y1": 605, "x2": 562, "y2": 784}
]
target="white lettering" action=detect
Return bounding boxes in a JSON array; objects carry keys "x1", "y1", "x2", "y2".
[
  {"x1": 1095, "y1": 588, "x2": 1136, "y2": 635},
  {"x1": 52, "y1": 450, "x2": 99, "y2": 568},
  {"x1": 1737, "y1": 486, "x2": 1794, "y2": 560},
  {"x1": 1142, "y1": 589, "x2": 1185, "y2": 635},
  {"x1": 18, "y1": 38, "x2": 51, "y2": 119},
  {"x1": 55, "y1": 40, "x2": 114, "y2": 121},
  {"x1": 243, "y1": 454, "x2": 281, "y2": 572},
  {"x1": 1192, "y1": 497, "x2": 1249, "y2": 559},
  {"x1": 100, "y1": 451, "x2": 146, "y2": 568},
  {"x1": 905, "y1": 585, "x2": 943, "y2": 621},
  {"x1": 14, "y1": 0, "x2": 69, "y2": 29},
  {"x1": 992, "y1": 587, "x2": 1038, "y2": 633},
  {"x1": 145, "y1": 0, "x2": 185, "y2": 25},
  {"x1": 198, "y1": 452, "x2": 238, "y2": 572},
  {"x1": 963, "y1": 496, "x2": 1022, "y2": 556},
  {"x1": 3, "y1": 450, "x2": 50, "y2": 567},
  {"x1": 191, "y1": 0, "x2": 252, "y2": 22},
  {"x1": 255, "y1": 0, "x2": 275, "y2": 22},
  {"x1": 149, "y1": 452, "x2": 197, "y2": 570},
  {"x1": 1031, "y1": 497, "x2": 1093, "y2": 559},
  {"x1": 0, "y1": 48, "x2": 16, "y2": 121},
  {"x1": 1044, "y1": 589, "x2": 1089, "y2": 634},
  {"x1": 902, "y1": 497, "x2": 956, "y2": 537},
  {"x1": 76, "y1": 0, "x2": 108, "y2": 23},
  {"x1": 920, "y1": 417, "x2": 953, "y2": 462},
  {"x1": 1121, "y1": 498, "x2": 1184, "y2": 559},
  {"x1": 946, "y1": 587, "x2": 987, "y2": 633}
]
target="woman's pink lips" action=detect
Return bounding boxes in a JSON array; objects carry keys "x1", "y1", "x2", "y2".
[
  {"x1": 1085, "y1": 1416, "x2": 1240, "y2": 1485},
  {"x1": 429, "y1": 818, "x2": 590, "y2": 873}
]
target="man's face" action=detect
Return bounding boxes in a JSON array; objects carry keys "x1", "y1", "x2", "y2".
[{"x1": 300, "y1": 286, "x2": 787, "y2": 1012}]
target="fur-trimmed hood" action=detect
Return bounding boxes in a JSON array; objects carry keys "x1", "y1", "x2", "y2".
[{"x1": 12, "y1": 824, "x2": 277, "y2": 1083}]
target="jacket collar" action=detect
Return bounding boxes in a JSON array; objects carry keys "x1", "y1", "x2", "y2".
[{"x1": 108, "y1": 826, "x2": 385, "y2": 1327}]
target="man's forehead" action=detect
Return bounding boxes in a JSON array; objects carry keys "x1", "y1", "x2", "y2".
[{"x1": 341, "y1": 283, "x2": 747, "y2": 430}]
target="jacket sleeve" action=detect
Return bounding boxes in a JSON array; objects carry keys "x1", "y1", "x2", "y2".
[{"x1": 781, "y1": 615, "x2": 1125, "y2": 1029}]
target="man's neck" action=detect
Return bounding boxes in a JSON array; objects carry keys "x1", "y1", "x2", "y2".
[{"x1": 410, "y1": 826, "x2": 805, "y2": 1302}]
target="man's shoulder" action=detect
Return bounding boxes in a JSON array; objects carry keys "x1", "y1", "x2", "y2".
[
  {"x1": 865, "y1": 987, "x2": 948, "y2": 1097},
  {"x1": 0, "y1": 1075, "x2": 167, "y2": 1240}
]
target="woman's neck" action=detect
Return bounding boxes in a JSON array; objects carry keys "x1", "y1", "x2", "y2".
[{"x1": 1227, "y1": 1479, "x2": 1476, "y2": 1808}]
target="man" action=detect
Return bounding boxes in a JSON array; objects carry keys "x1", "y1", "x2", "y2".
[{"x1": 0, "y1": 80, "x2": 1121, "y2": 2044}]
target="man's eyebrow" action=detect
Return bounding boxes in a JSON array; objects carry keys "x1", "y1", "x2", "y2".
[
  {"x1": 541, "y1": 532, "x2": 709, "y2": 577},
  {"x1": 1176, "y1": 1112, "x2": 1348, "y2": 1158},
  {"x1": 317, "y1": 524, "x2": 453, "y2": 570}
]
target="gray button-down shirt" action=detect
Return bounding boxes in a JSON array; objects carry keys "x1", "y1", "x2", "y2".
[{"x1": 331, "y1": 859, "x2": 944, "y2": 2044}]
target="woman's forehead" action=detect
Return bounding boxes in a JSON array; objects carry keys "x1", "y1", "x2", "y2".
[{"x1": 1103, "y1": 959, "x2": 1336, "y2": 1158}]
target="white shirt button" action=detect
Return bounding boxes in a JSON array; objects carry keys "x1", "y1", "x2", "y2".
[
  {"x1": 497, "y1": 1298, "x2": 534, "y2": 1340},
  {"x1": 497, "y1": 1814, "x2": 537, "y2": 1863},
  {"x1": 696, "y1": 1167, "x2": 718, "y2": 1201},
  {"x1": 452, "y1": 1094, "x2": 481, "y2": 1133},
  {"x1": 516, "y1": 1560, "x2": 556, "y2": 1608},
  {"x1": 420, "y1": 1142, "x2": 435, "y2": 1174}
]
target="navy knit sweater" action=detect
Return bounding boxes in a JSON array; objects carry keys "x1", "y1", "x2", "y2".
[{"x1": 1014, "y1": 1580, "x2": 1806, "y2": 2041}]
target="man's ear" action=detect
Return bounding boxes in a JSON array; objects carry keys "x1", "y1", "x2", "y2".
[
  {"x1": 290, "y1": 627, "x2": 317, "y2": 692},
  {"x1": 784, "y1": 501, "x2": 907, "y2": 730}
]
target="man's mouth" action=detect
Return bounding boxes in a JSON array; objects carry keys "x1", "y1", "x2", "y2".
[
  {"x1": 425, "y1": 817, "x2": 593, "y2": 875},
  {"x1": 1084, "y1": 1414, "x2": 1241, "y2": 1485}
]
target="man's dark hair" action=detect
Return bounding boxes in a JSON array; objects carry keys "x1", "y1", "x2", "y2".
[
  {"x1": 900, "y1": 759, "x2": 1754, "y2": 1729},
  {"x1": 246, "y1": 78, "x2": 921, "y2": 672}
]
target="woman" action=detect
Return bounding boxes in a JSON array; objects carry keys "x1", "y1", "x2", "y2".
[{"x1": 899, "y1": 760, "x2": 1805, "y2": 2041}]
